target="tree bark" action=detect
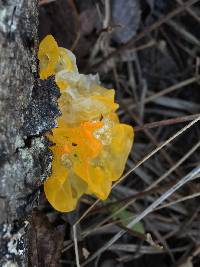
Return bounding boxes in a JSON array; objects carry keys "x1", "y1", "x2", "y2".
[{"x1": 0, "y1": 1, "x2": 58, "y2": 265}]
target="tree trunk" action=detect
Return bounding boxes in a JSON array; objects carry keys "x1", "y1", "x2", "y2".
[{"x1": 0, "y1": 1, "x2": 58, "y2": 265}]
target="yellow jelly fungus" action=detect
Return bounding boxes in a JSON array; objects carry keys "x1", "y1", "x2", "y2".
[
  {"x1": 57, "y1": 85, "x2": 119, "y2": 125},
  {"x1": 56, "y1": 48, "x2": 73, "y2": 72},
  {"x1": 39, "y1": 35, "x2": 134, "y2": 212},
  {"x1": 44, "y1": 146, "x2": 88, "y2": 212},
  {"x1": 38, "y1": 35, "x2": 76, "y2": 80},
  {"x1": 38, "y1": 35, "x2": 59, "y2": 80}
]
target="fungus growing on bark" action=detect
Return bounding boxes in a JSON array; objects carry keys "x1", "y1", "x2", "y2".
[{"x1": 38, "y1": 35, "x2": 134, "y2": 212}]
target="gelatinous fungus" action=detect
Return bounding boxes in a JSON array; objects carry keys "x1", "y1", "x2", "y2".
[{"x1": 38, "y1": 35, "x2": 134, "y2": 212}]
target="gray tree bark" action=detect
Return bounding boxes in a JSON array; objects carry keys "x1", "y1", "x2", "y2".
[{"x1": 0, "y1": 1, "x2": 58, "y2": 266}]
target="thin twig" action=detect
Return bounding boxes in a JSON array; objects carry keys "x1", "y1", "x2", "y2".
[
  {"x1": 103, "y1": 0, "x2": 111, "y2": 29},
  {"x1": 134, "y1": 113, "x2": 200, "y2": 132},
  {"x1": 147, "y1": 140, "x2": 200, "y2": 190},
  {"x1": 129, "y1": 76, "x2": 200, "y2": 110},
  {"x1": 176, "y1": 0, "x2": 200, "y2": 23},
  {"x1": 73, "y1": 224, "x2": 80, "y2": 267},
  {"x1": 155, "y1": 191, "x2": 200, "y2": 212},
  {"x1": 165, "y1": 19, "x2": 200, "y2": 47}
]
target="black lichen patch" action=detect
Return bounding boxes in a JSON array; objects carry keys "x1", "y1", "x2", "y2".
[{"x1": 23, "y1": 77, "x2": 60, "y2": 136}]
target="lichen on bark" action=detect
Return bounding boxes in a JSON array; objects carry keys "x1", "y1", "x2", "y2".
[{"x1": 0, "y1": 1, "x2": 58, "y2": 265}]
